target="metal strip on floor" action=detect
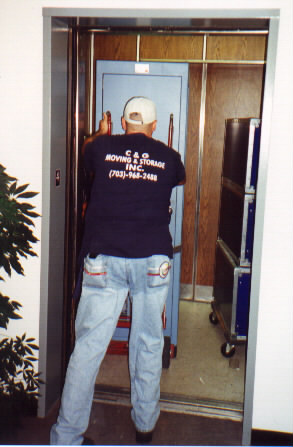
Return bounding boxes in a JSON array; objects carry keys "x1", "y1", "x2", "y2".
[{"x1": 93, "y1": 385, "x2": 243, "y2": 422}]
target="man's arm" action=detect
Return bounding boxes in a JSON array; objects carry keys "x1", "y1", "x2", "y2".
[
  {"x1": 82, "y1": 112, "x2": 108, "y2": 155},
  {"x1": 81, "y1": 113, "x2": 109, "y2": 219},
  {"x1": 175, "y1": 152, "x2": 186, "y2": 186},
  {"x1": 178, "y1": 177, "x2": 186, "y2": 186}
]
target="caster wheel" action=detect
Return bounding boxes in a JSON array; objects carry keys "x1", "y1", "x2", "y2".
[
  {"x1": 209, "y1": 311, "x2": 219, "y2": 325},
  {"x1": 170, "y1": 343, "x2": 177, "y2": 359},
  {"x1": 162, "y1": 336, "x2": 171, "y2": 369},
  {"x1": 221, "y1": 342, "x2": 236, "y2": 358}
]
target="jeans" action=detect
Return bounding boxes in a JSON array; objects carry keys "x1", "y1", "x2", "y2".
[{"x1": 50, "y1": 254, "x2": 171, "y2": 445}]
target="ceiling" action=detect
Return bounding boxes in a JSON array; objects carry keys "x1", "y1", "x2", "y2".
[{"x1": 75, "y1": 17, "x2": 269, "y2": 33}]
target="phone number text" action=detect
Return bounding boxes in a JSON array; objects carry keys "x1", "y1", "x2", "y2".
[{"x1": 109, "y1": 170, "x2": 158, "y2": 182}]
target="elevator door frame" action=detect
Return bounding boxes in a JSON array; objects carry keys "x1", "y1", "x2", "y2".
[{"x1": 41, "y1": 9, "x2": 280, "y2": 446}]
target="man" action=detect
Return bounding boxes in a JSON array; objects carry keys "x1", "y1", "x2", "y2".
[{"x1": 50, "y1": 97, "x2": 186, "y2": 445}]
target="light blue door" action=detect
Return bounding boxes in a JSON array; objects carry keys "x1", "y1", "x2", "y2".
[{"x1": 96, "y1": 61, "x2": 188, "y2": 353}]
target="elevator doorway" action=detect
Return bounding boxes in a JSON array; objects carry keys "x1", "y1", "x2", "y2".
[
  {"x1": 41, "y1": 13, "x2": 281, "y2": 446},
  {"x1": 62, "y1": 27, "x2": 267, "y2": 420}
]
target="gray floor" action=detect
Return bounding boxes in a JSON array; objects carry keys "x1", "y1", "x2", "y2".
[
  {"x1": 0, "y1": 399, "x2": 243, "y2": 445},
  {"x1": 96, "y1": 298, "x2": 246, "y2": 410},
  {"x1": 85, "y1": 400, "x2": 243, "y2": 445},
  {"x1": 1, "y1": 295, "x2": 245, "y2": 445}
]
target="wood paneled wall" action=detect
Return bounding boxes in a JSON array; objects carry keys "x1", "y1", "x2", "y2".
[
  {"x1": 140, "y1": 35, "x2": 203, "y2": 60},
  {"x1": 207, "y1": 35, "x2": 267, "y2": 60},
  {"x1": 92, "y1": 32, "x2": 266, "y2": 287},
  {"x1": 196, "y1": 64, "x2": 264, "y2": 285},
  {"x1": 94, "y1": 34, "x2": 137, "y2": 60}
]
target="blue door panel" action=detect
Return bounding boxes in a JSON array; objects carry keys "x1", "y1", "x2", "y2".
[
  {"x1": 100, "y1": 74, "x2": 182, "y2": 146},
  {"x1": 96, "y1": 61, "x2": 188, "y2": 348}
]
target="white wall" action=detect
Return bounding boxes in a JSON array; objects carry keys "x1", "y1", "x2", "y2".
[
  {"x1": 0, "y1": 1, "x2": 43, "y2": 340},
  {"x1": 0, "y1": 0, "x2": 292, "y2": 436},
  {"x1": 251, "y1": 3, "x2": 293, "y2": 433}
]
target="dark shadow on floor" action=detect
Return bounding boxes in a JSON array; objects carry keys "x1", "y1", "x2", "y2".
[{"x1": 0, "y1": 401, "x2": 242, "y2": 445}]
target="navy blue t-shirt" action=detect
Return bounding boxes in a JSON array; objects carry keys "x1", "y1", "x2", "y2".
[{"x1": 81, "y1": 132, "x2": 185, "y2": 259}]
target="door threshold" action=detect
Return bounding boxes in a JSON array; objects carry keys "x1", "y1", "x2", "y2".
[{"x1": 94, "y1": 384, "x2": 243, "y2": 422}]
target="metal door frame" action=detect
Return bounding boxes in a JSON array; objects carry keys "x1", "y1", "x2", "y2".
[{"x1": 42, "y1": 8, "x2": 280, "y2": 445}]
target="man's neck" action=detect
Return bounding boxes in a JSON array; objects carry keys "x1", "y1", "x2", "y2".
[{"x1": 126, "y1": 130, "x2": 152, "y2": 137}]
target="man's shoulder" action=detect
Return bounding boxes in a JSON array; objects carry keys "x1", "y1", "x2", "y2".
[
  {"x1": 150, "y1": 137, "x2": 181, "y2": 159},
  {"x1": 85, "y1": 133, "x2": 125, "y2": 150}
]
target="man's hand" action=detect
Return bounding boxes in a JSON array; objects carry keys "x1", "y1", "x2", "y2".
[
  {"x1": 82, "y1": 113, "x2": 109, "y2": 155},
  {"x1": 97, "y1": 112, "x2": 109, "y2": 136},
  {"x1": 90, "y1": 112, "x2": 108, "y2": 138}
]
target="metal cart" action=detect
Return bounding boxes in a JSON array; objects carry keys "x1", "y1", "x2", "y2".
[{"x1": 210, "y1": 118, "x2": 261, "y2": 357}]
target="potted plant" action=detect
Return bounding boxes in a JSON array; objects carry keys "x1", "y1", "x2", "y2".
[{"x1": 0, "y1": 164, "x2": 43, "y2": 435}]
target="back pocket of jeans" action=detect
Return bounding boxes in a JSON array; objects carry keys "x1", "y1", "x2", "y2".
[
  {"x1": 83, "y1": 255, "x2": 107, "y2": 288},
  {"x1": 147, "y1": 259, "x2": 171, "y2": 288}
]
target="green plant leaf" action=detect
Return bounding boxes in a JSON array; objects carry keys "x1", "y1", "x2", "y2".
[
  {"x1": 5, "y1": 313, "x2": 22, "y2": 321},
  {"x1": 9, "y1": 257, "x2": 24, "y2": 276},
  {"x1": 11, "y1": 300, "x2": 22, "y2": 310},
  {"x1": 0, "y1": 294, "x2": 23, "y2": 329},
  {"x1": 22, "y1": 210, "x2": 40, "y2": 218},
  {"x1": 24, "y1": 360, "x2": 34, "y2": 368},
  {"x1": 18, "y1": 202, "x2": 35, "y2": 211},
  {"x1": 17, "y1": 214, "x2": 35, "y2": 226},
  {"x1": 9, "y1": 182, "x2": 17, "y2": 194},
  {"x1": 16, "y1": 191, "x2": 38, "y2": 199},
  {"x1": 0, "y1": 165, "x2": 39, "y2": 279},
  {"x1": 27, "y1": 344, "x2": 39, "y2": 350},
  {"x1": 14, "y1": 184, "x2": 29, "y2": 195},
  {"x1": 2, "y1": 257, "x2": 11, "y2": 276},
  {"x1": 25, "y1": 346, "x2": 34, "y2": 356}
]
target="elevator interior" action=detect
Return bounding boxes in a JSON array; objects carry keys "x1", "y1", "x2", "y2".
[
  {"x1": 62, "y1": 22, "x2": 267, "y2": 416},
  {"x1": 42, "y1": 12, "x2": 272, "y2": 427}
]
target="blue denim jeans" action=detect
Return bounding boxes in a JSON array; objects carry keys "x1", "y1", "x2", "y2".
[{"x1": 50, "y1": 254, "x2": 171, "y2": 445}]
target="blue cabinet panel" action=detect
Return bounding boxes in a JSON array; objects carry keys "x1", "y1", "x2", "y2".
[{"x1": 96, "y1": 61, "x2": 189, "y2": 353}]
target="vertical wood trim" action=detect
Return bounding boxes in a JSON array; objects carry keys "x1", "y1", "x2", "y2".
[
  {"x1": 180, "y1": 64, "x2": 202, "y2": 285},
  {"x1": 89, "y1": 32, "x2": 94, "y2": 134},
  {"x1": 192, "y1": 36, "x2": 207, "y2": 295},
  {"x1": 136, "y1": 34, "x2": 140, "y2": 61}
]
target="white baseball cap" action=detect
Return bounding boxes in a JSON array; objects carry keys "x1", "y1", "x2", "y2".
[{"x1": 123, "y1": 97, "x2": 156, "y2": 125}]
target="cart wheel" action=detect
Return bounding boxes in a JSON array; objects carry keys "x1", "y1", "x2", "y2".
[
  {"x1": 221, "y1": 342, "x2": 236, "y2": 358},
  {"x1": 162, "y1": 336, "x2": 171, "y2": 369},
  {"x1": 170, "y1": 343, "x2": 177, "y2": 359},
  {"x1": 209, "y1": 311, "x2": 219, "y2": 325}
]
